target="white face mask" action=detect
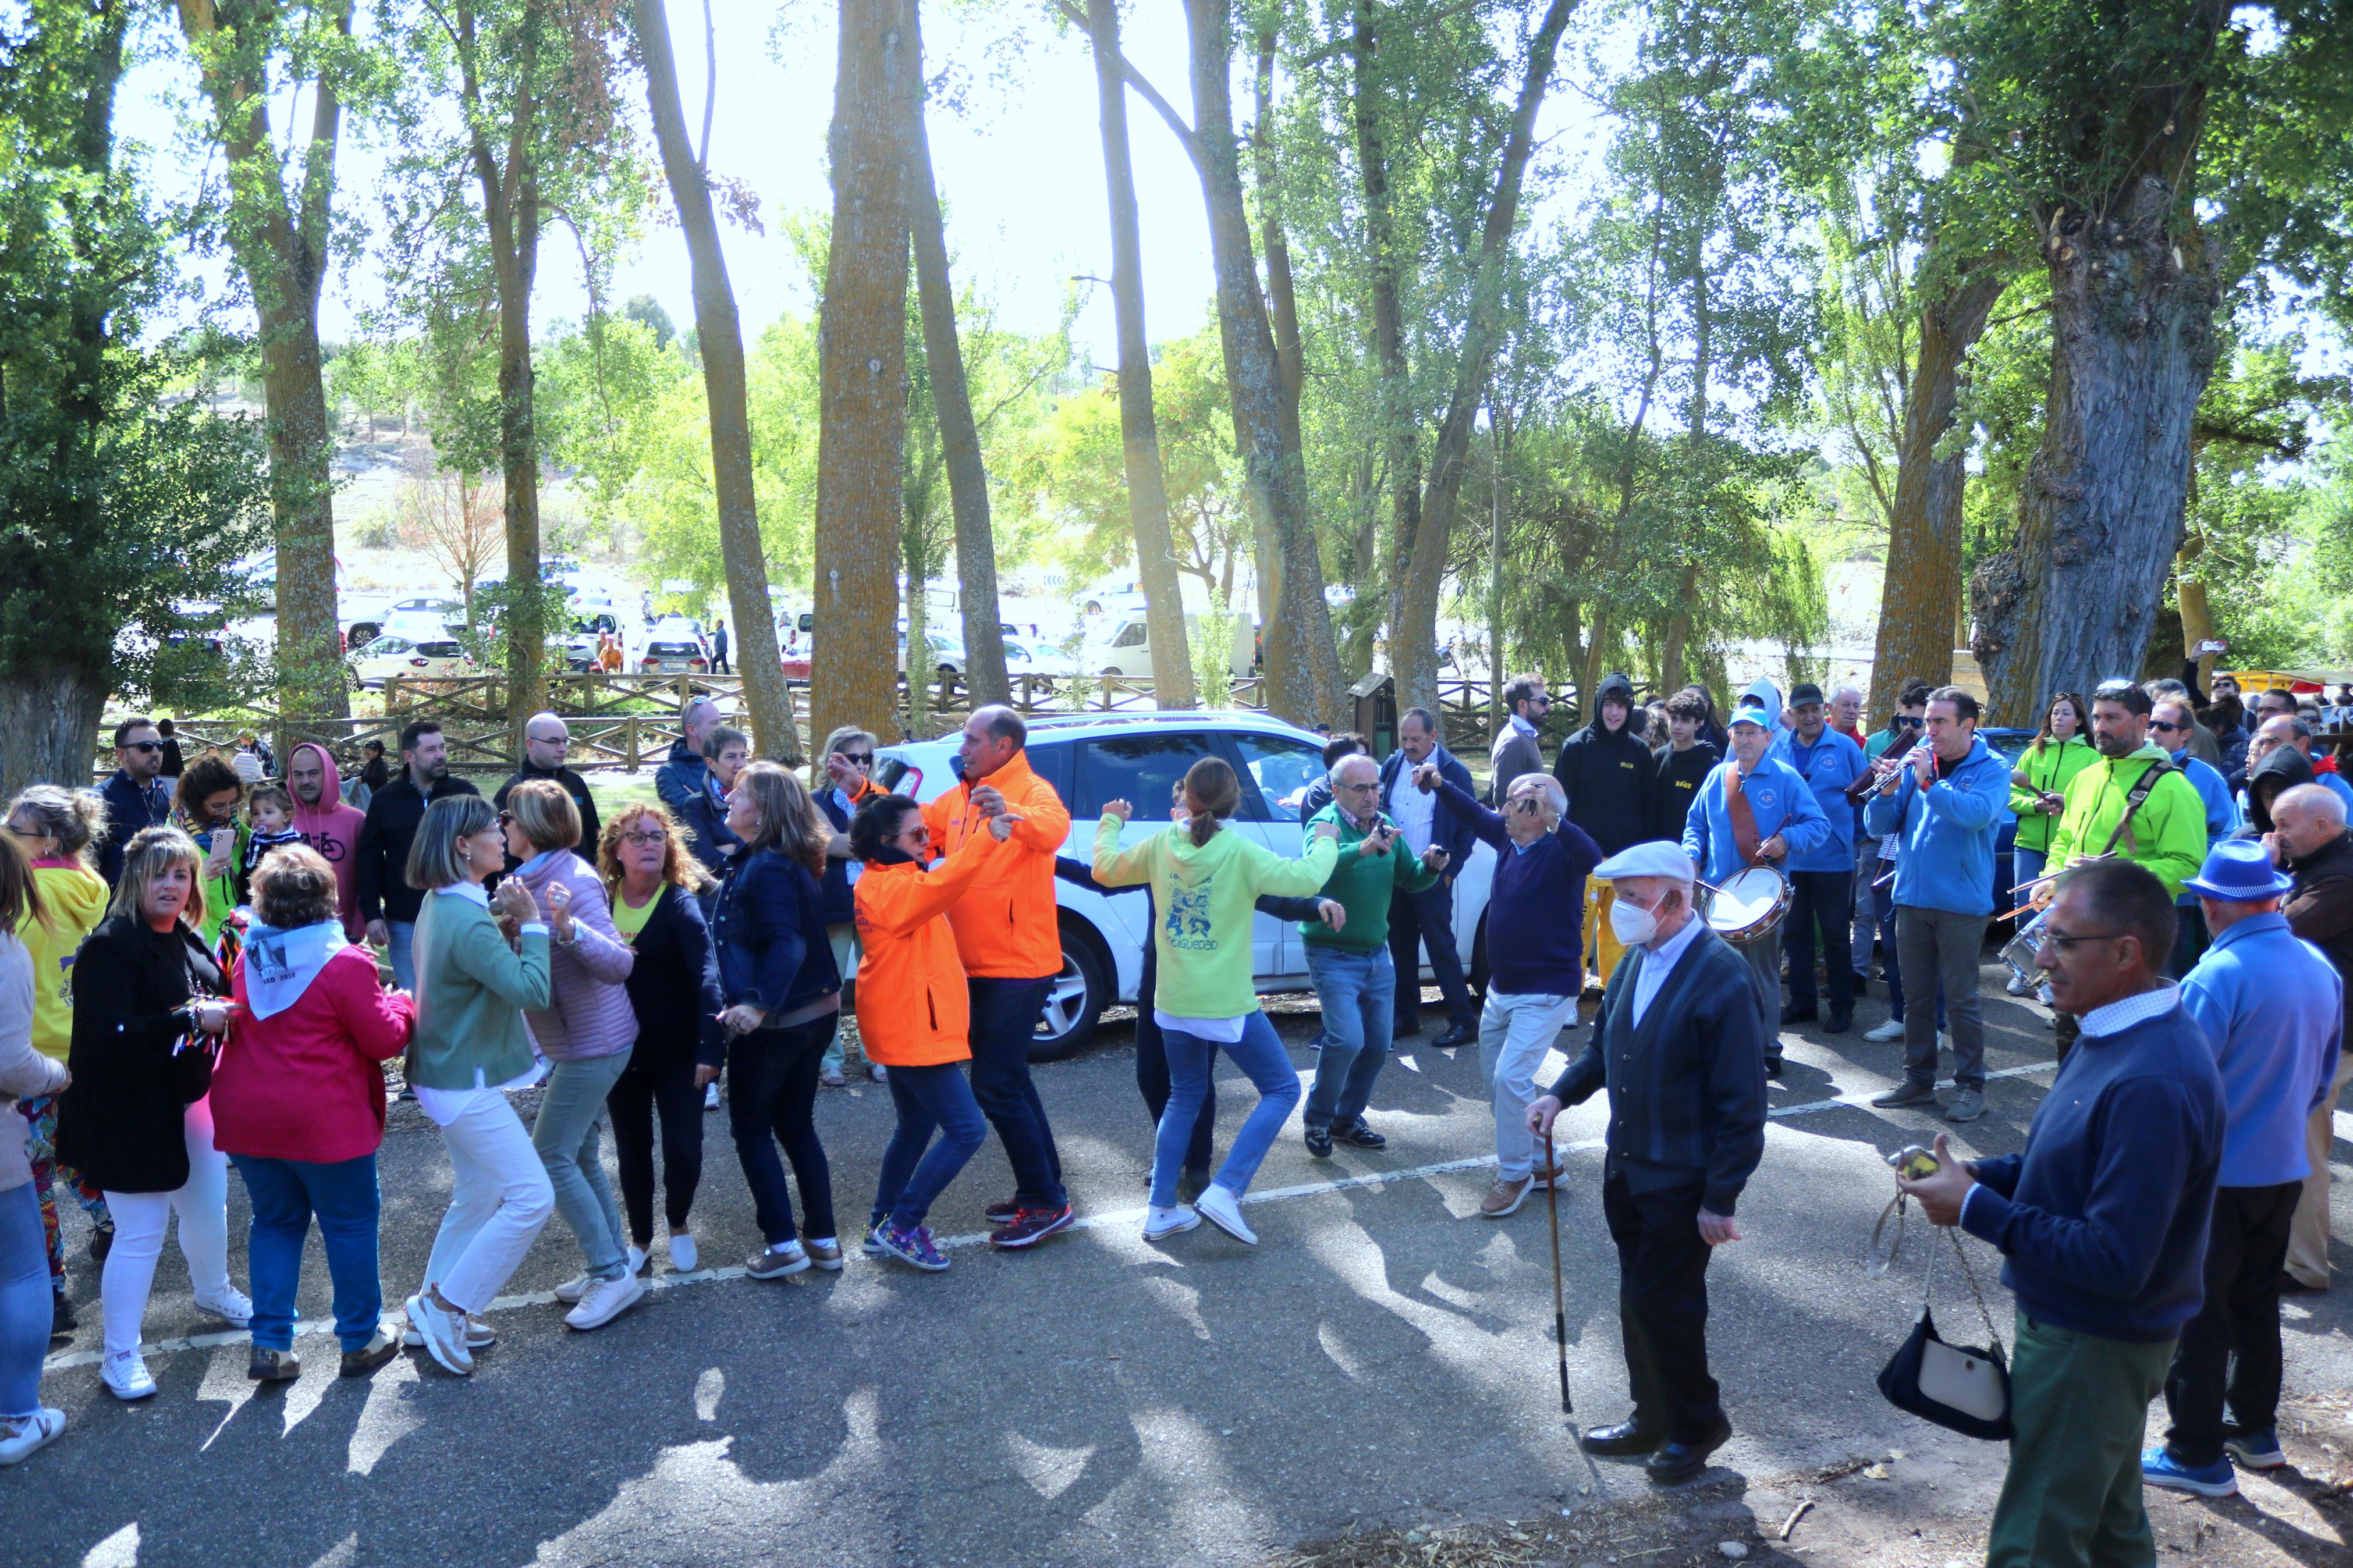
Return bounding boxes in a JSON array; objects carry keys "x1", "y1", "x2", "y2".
[{"x1": 1609, "y1": 891, "x2": 1663, "y2": 948}]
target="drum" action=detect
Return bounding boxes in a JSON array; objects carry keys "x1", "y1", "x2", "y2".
[
  {"x1": 1999, "y1": 906, "x2": 2048, "y2": 979},
  {"x1": 1703, "y1": 865, "x2": 1791, "y2": 946}
]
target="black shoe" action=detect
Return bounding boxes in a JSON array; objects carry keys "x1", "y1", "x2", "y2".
[
  {"x1": 1645, "y1": 1418, "x2": 1732, "y2": 1485},
  {"x1": 1304, "y1": 1125, "x2": 1333, "y2": 1159},
  {"x1": 1580, "y1": 1421, "x2": 1665, "y2": 1457},
  {"x1": 1824, "y1": 1011, "x2": 1853, "y2": 1036},
  {"x1": 1432, "y1": 1022, "x2": 1477, "y2": 1050},
  {"x1": 1392, "y1": 1017, "x2": 1422, "y2": 1040},
  {"x1": 1780, "y1": 1002, "x2": 1818, "y2": 1026},
  {"x1": 983, "y1": 1197, "x2": 1020, "y2": 1225},
  {"x1": 87, "y1": 1222, "x2": 113, "y2": 1264},
  {"x1": 2279, "y1": 1271, "x2": 2325, "y2": 1297},
  {"x1": 1335, "y1": 1119, "x2": 1387, "y2": 1151},
  {"x1": 1764, "y1": 1057, "x2": 1786, "y2": 1079},
  {"x1": 1851, "y1": 973, "x2": 1871, "y2": 997},
  {"x1": 1177, "y1": 1166, "x2": 1211, "y2": 1205},
  {"x1": 48, "y1": 1292, "x2": 74, "y2": 1341}
]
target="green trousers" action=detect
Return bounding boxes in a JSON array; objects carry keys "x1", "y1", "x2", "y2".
[{"x1": 1987, "y1": 1313, "x2": 2175, "y2": 1568}]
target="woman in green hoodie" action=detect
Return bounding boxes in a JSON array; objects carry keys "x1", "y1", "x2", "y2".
[
  {"x1": 1093, "y1": 758, "x2": 1337, "y2": 1246},
  {"x1": 2005, "y1": 692, "x2": 2096, "y2": 994}
]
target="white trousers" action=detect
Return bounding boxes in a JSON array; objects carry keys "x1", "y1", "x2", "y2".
[
  {"x1": 1479, "y1": 990, "x2": 1577, "y2": 1181},
  {"x1": 421, "y1": 1090, "x2": 555, "y2": 1314},
  {"x1": 101, "y1": 1096, "x2": 232, "y2": 1358},
  {"x1": 2286, "y1": 1048, "x2": 2353, "y2": 1288}
]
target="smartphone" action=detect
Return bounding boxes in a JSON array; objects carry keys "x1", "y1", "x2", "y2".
[{"x1": 1886, "y1": 1144, "x2": 1939, "y2": 1181}]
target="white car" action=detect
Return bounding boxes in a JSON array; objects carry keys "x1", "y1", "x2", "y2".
[
  {"x1": 871, "y1": 710, "x2": 1497, "y2": 1059},
  {"x1": 899, "y1": 629, "x2": 966, "y2": 678},
  {"x1": 349, "y1": 634, "x2": 473, "y2": 688}
]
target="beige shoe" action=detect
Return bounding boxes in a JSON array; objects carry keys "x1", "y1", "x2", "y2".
[{"x1": 1481, "y1": 1176, "x2": 1532, "y2": 1218}]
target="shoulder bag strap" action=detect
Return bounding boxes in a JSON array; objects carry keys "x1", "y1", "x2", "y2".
[{"x1": 2096, "y1": 757, "x2": 2175, "y2": 858}]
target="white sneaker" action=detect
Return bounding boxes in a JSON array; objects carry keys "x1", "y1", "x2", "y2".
[
  {"x1": 406, "y1": 1292, "x2": 474, "y2": 1376},
  {"x1": 1143, "y1": 1204, "x2": 1199, "y2": 1242},
  {"x1": 193, "y1": 1286, "x2": 253, "y2": 1328},
  {"x1": 703, "y1": 1082, "x2": 721, "y2": 1110},
  {"x1": 100, "y1": 1352, "x2": 156, "y2": 1402},
  {"x1": 0, "y1": 1408, "x2": 64, "y2": 1465},
  {"x1": 563, "y1": 1272, "x2": 646, "y2": 1331},
  {"x1": 1864, "y1": 1020, "x2": 1906, "y2": 1043},
  {"x1": 1194, "y1": 1184, "x2": 1258, "y2": 1246},
  {"x1": 2004, "y1": 972, "x2": 2033, "y2": 997},
  {"x1": 553, "y1": 1272, "x2": 593, "y2": 1304},
  {"x1": 668, "y1": 1232, "x2": 699, "y2": 1272},
  {"x1": 402, "y1": 1314, "x2": 495, "y2": 1350},
  {"x1": 626, "y1": 1245, "x2": 650, "y2": 1278}
]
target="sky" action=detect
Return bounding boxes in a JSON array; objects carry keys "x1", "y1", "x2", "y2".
[{"x1": 115, "y1": 1, "x2": 1611, "y2": 369}]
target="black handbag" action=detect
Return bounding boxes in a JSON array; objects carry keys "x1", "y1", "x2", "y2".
[{"x1": 1878, "y1": 1221, "x2": 2013, "y2": 1441}]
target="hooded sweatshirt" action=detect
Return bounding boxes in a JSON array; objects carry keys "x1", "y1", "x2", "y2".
[
  {"x1": 1864, "y1": 734, "x2": 2013, "y2": 916},
  {"x1": 19, "y1": 858, "x2": 109, "y2": 1062},
  {"x1": 1551, "y1": 671, "x2": 1654, "y2": 855},
  {"x1": 214, "y1": 927, "x2": 414, "y2": 1164},
  {"x1": 2244, "y1": 744, "x2": 2316, "y2": 835},
  {"x1": 1091, "y1": 816, "x2": 1337, "y2": 1019},
  {"x1": 2045, "y1": 741, "x2": 2208, "y2": 901}
]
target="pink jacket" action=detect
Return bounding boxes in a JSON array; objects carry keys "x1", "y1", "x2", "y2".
[
  {"x1": 289, "y1": 744, "x2": 368, "y2": 941},
  {"x1": 215, "y1": 944, "x2": 415, "y2": 1164},
  {"x1": 510, "y1": 851, "x2": 638, "y2": 1061}
]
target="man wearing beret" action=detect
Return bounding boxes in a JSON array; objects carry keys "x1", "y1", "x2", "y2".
[{"x1": 1529, "y1": 841, "x2": 1768, "y2": 1485}]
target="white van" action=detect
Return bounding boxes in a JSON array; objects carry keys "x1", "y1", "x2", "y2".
[{"x1": 1083, "y1": 611, "x2": 1254, "y2": 681}]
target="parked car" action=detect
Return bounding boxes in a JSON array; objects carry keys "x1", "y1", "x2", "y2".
[
  {"x1": 639, "y1": 639, "x2": 709, "y2": 675},
  {"x1": 871, "y1": 710, "x2": 1498, "y2": 1059},
  {"x1": 1081, "y1": 611, "x2": 1254, "y2": 681},
  {"x1": 349, "y1": 635, "x2": 473, "y2": 689},
  {"x1": 899, "y1": 629, "x2": 966, "y2": 679}
]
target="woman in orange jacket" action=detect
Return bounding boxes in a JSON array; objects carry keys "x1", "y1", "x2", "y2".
[{"x1": 850, "y1": 792, "x2": 1014, "y2": 1271}]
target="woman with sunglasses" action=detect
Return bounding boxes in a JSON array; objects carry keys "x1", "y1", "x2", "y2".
[
  {"x1": 814, "y1": 726, "x2": 884, "y2": 1087},
  {"x1": 2005, "y1": 692, "x2": 2096, "y2": 994},
  {"x1": 598, "y1": 803, "x2": 724, "y2": 1275}
]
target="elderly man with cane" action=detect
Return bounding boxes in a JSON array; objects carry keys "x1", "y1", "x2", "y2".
[
  {"x1": 1418, "y1": 765, "x2": 1605, "y2": 1218},
  {"x1": 1528, "y1": 841, "x2": 1767, "y2": 1486}
]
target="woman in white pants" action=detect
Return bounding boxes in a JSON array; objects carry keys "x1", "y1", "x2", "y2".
[
  {"x1": 54, "y1": 828, "x2": 251, "y2": 1400},
  {"x1": 400, "y1": 797, "x2": 555, "y2": 1377}
]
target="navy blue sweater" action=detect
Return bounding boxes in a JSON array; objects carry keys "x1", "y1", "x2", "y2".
[
  {"x1": 711, "y1": 847, "x2": 840, "y2": 1017},
  {"x1": 1431, "y1": 778, "x2": 1602, "y2": 996},
  {"x1": 1960, "y1": 999, "x2": 2224, "y2": 1342}
]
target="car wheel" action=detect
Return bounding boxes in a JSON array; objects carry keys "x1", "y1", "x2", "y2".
[{"x1": 1029, "y1": 922, "x2": 1110, "y2": 1062}]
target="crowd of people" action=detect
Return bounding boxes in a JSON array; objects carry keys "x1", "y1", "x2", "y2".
[{"x1": 0, "y1": 671, "x2": 2344, "y2": 1568}]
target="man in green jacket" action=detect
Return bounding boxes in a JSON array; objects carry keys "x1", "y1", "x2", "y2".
[{"x1": 1301, "y1": 753, "x2": 1449, "y2": 1158}]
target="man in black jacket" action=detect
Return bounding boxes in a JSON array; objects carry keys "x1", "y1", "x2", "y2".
[
  {"x1": 1529, "y1": 841, "x2": 1765, "y2": 1485},
  {"x1": 356, "y1": 719, "x2": 480, "y2": 990},
  {"x1": 97, "y1": 716, "x2": 174, "y2": 886},
  {"x1": 1380, "y1": 709, "x2": 1478, "y2": 1046},
  {"x1": 493, "y1": 712, "x2": 601, "y2": 867},
  {"x1": 2271, "y1": 784, "x2": 2353, "y2": 1293},
  {"x1": 1555, "y1": 671, "x2": 1656, "y2": 989}
]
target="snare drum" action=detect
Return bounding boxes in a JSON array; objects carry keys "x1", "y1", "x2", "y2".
[{"x1": 1703, "y1": 865, "x2": 1791, "y2": 945}]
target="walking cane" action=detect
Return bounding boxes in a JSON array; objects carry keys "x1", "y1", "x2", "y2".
[{"x1": 1543, "y1": 1128, "x2": 1573, "y2": 1416}]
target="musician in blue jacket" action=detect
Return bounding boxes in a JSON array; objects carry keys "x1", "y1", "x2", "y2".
[
  {"x1": 1776, "y1": 683, "x2": 1868, "y2": 1034},
  {"x1": 1681, "y1": 696, "x2": 1830, "y2": 1073}
]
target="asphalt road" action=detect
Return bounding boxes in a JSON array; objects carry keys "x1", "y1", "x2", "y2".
[{"x1": 21, "y1": 965, "x2": 2353, "y2": 1568}]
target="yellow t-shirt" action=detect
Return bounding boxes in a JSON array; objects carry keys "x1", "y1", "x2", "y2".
[
  {"x1": 612, "y1": 883, "x2": 663, "y2": 941},
  {"x1": 22, "y1": 861, "x2": 111, "y2": 1061}
]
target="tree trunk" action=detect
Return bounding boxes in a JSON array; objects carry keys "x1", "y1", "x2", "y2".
[
  {"x1": 0, "y1": 664, "x2": 109, "y2": 799},
  {"x1": 1083, "y1": 0, "x2": 1195, "y2": 710},
  {"x1": 636, "y1": 0, "x2": 802, "y2": 763},
  {"x1": 173, "y1": 0, "x2": 350, "y2": 724},
  {"x1": 904, "y1": 485, "x2": 931, "y2": 738},
  {"x1": 1251, "y1": 29, "x2": 1307, "y2": 701},
  {"x1": 904, "y1": 6, "x2": 1009, "y2": 710},
  {"x1": 1866, "y1": 266, "x2": 2004, "y2": 720},
  {"x1": 1182, "y1": 0, "x2": 1341, "y2": 727},
  {"x1": 1351, "y1": 6, "x2": 1421, "y2": 673},
  {"x1": 1971, "y1": 184, "x2": 2221, "y2": 724},
  {"x1": 1392, "y1": 0, "x2": 1573, "y2": 716},
  {"x1": 810, "y1": 0, "x2": 914, "y2": 746}
]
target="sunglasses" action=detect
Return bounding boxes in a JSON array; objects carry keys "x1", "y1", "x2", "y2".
[
  {"x1": 838, "y1": 752, "x2": 872, "y2": 765},
  {"x1": 1893, "y1": 715, "x2": 1923, "y2": 728},
  {"x1": 496, "y1": 810, "x2": 514, "y2": 828},
  {"x1": 122, "y1": 741, "x2": 162, "y2": 753},
  {"x1": 2150, "y1": 720, "x2": 2187, "y2": 734}
]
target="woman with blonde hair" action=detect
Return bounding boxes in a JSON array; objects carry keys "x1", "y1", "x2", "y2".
[
  {"x1": 713, "y1": 762, "x2": 843, "y2": 1277},
  {"x1": 0, "y1": 832, "x2": 71, "y2": 1460},
  {"x1": 597, "y1": 802, "x2": 723, "y2": 1274},
  {"x1": 1092, "y1": 757, "x2": 1338, "y2": 1246},
  {"x1": 54, "y1": 827, "x2": 250, "y2": 1401},
  {"x1": 5, "y1": 785, "x2": 113, "y2": 1329},
  {"x1": 501, "y1": 778, "x2": 643, "y2": 1330},
  {"x1": 400, "y1": 795, "x2": 552, "y2": 1376}
]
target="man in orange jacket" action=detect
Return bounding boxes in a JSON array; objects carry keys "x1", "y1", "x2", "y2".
[{"x1": 921, "y1": 705, "x2": 1076, "y2": 1247}]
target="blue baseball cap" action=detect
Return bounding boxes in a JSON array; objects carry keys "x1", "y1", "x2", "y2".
[{"x1": 2182, "y1": 839, "x2": 2295, "y2": 902}]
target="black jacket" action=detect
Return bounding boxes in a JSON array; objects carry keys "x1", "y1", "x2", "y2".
[
  {"x1": 55, "y1": 915, "x2": 225, "y2": 1193},
  {"x1": 1548, "y1": 923, "x2": 1766, "y2": 1216},
  {"x1": 1650, "y1": 741, "x2": 1723, "y2": 844},
  {"x1": 1552, "y1": 674, "x2": 1655, "y2": 855},
  {"x1": 2246, "y1": 745, "x2": 2316, "y2": 834},
  {"x1": 98, "y1": 768, "x2": 174, "y2": 887},
  {"x1": 494, "y1": 763, "x2": 602, "y2": 866},
  {"x1": 712, "y1": 847, "x2": 839, "y2": 1017},
  {"x1": 2285, "y1": 830, "x2": 2353, "y2": 1054},
  {"x1": 354, "y1": 771, "x2": 481, "y2": 925},
  {"x1": 619, "y1": 883, "x2": 727, "y2": 1071},
  {"x1": 814, "y1": 784, "x2": 863, "y2": 925},
  {"x1": 680, "y1": 774, "x2": 743, "y2": 876}
]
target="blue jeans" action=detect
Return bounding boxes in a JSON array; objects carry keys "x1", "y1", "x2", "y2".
[
  {"x1": 531, "y1": 1050, "x2": 633, "y2": 1282},
  {"x1": 2014, "y1": 847, "x2": 2046, "y2": 902},
  {"x1": 968, "y1": 978, "x2": 1066, "y2": 1210},
  {"x1": 1154, "y1": 1012, "x2": 1300, "y2": 1209},
  {"x1": 0, "y1": 1182, "x2": 48, "y2": 1417},
  {"x1": 728, "y1": 1016, "x2": 836, "y2": 1245},
  {"x1": 386, "y1": 920, "x2": 417, "y2": 992},
  {"x1": 1303, "y1": 946, "x2": 1396, "y2": 1133},
  {"x1": 229, "y1": 1153, "x2": 382, "y2": 1353},
  {"x1": 871, "y1": 1062, "x2": 988, "y2": 1231}
]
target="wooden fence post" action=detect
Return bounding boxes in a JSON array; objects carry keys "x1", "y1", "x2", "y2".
[{"x1": 625, "y1": 715, "x2": 640, "y2": 771}]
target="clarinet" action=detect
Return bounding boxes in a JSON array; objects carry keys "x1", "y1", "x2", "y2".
[{"x1": 1845, "y1": 734, "x2": 1932, "y2": 805}]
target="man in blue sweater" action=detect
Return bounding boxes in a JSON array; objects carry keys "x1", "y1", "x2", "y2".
[
  {"x1": 2141, "y1": 841, "x2": 2341, "y2": 1497},
  {"x1": 1682, "y1": 695, "x2": 1829, "y2": 1074},
  {"x1": 1864, "y1": 686, "x2": 2013, "y2": 1121},
  {"x1": 1901, "y1": 859, "x2": 2223, "y2": 1567},
  {"x1": 2152, "y1": 695, "x2": 2241, "y2": 980},
  {"x1": 1424, "y1": 766, "x2": 1605, "y2": 1218}
]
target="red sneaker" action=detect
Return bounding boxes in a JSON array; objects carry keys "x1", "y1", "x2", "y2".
[{"x1": 988, "y1": 1204, "x2": 1075, "y2": 1249}]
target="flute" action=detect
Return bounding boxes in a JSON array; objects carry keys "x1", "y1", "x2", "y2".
[{"x1": 1846, "y1": 734, "x2": 1931, "y2": 805}]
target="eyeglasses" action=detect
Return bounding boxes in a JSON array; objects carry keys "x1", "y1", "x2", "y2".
[
  {"x1": 620, "y1": 829, "x2": 666, "y2": 847},
  {"x1": 895, "y1": 824, "x2": 932, "y2": 844},
  {"x1": 122, "y1": 741, "x2": 162, "y2": 753},
  {"x1": 2150, "y1": 720, "x2": 2187, "y2": 734},
  {"x1": 1336, "y1": 780, "x2": 1379, "y2": 794},
  {"x1": 2036, "y1": 928, "x2": 2126, "y2": 952}
]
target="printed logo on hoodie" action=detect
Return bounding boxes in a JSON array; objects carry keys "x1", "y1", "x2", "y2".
[{"x1": 1165, "y1": 879, "x2": 1216, "y2": 951}]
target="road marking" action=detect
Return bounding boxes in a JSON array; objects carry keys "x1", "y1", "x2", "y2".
[{"x1": 44, "y1": 1057, "x2": 2064, "y2": 1373}]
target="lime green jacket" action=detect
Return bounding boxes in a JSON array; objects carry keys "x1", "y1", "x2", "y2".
[
  {"x1": 2046, "y1": 742, "x2": 2208, "y2": 901},
  {"x1": 2008, "y1": 735, "x2": 2098, "y2": 855}
]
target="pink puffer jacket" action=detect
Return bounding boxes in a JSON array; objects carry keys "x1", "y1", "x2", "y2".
[{"x1": 509, "y1": 851, "x2": 638, "y2": 1061}]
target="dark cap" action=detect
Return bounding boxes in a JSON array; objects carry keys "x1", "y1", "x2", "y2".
[{"x1": 1790, "y1": 682, "x2": 1825, "y2": 707}]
